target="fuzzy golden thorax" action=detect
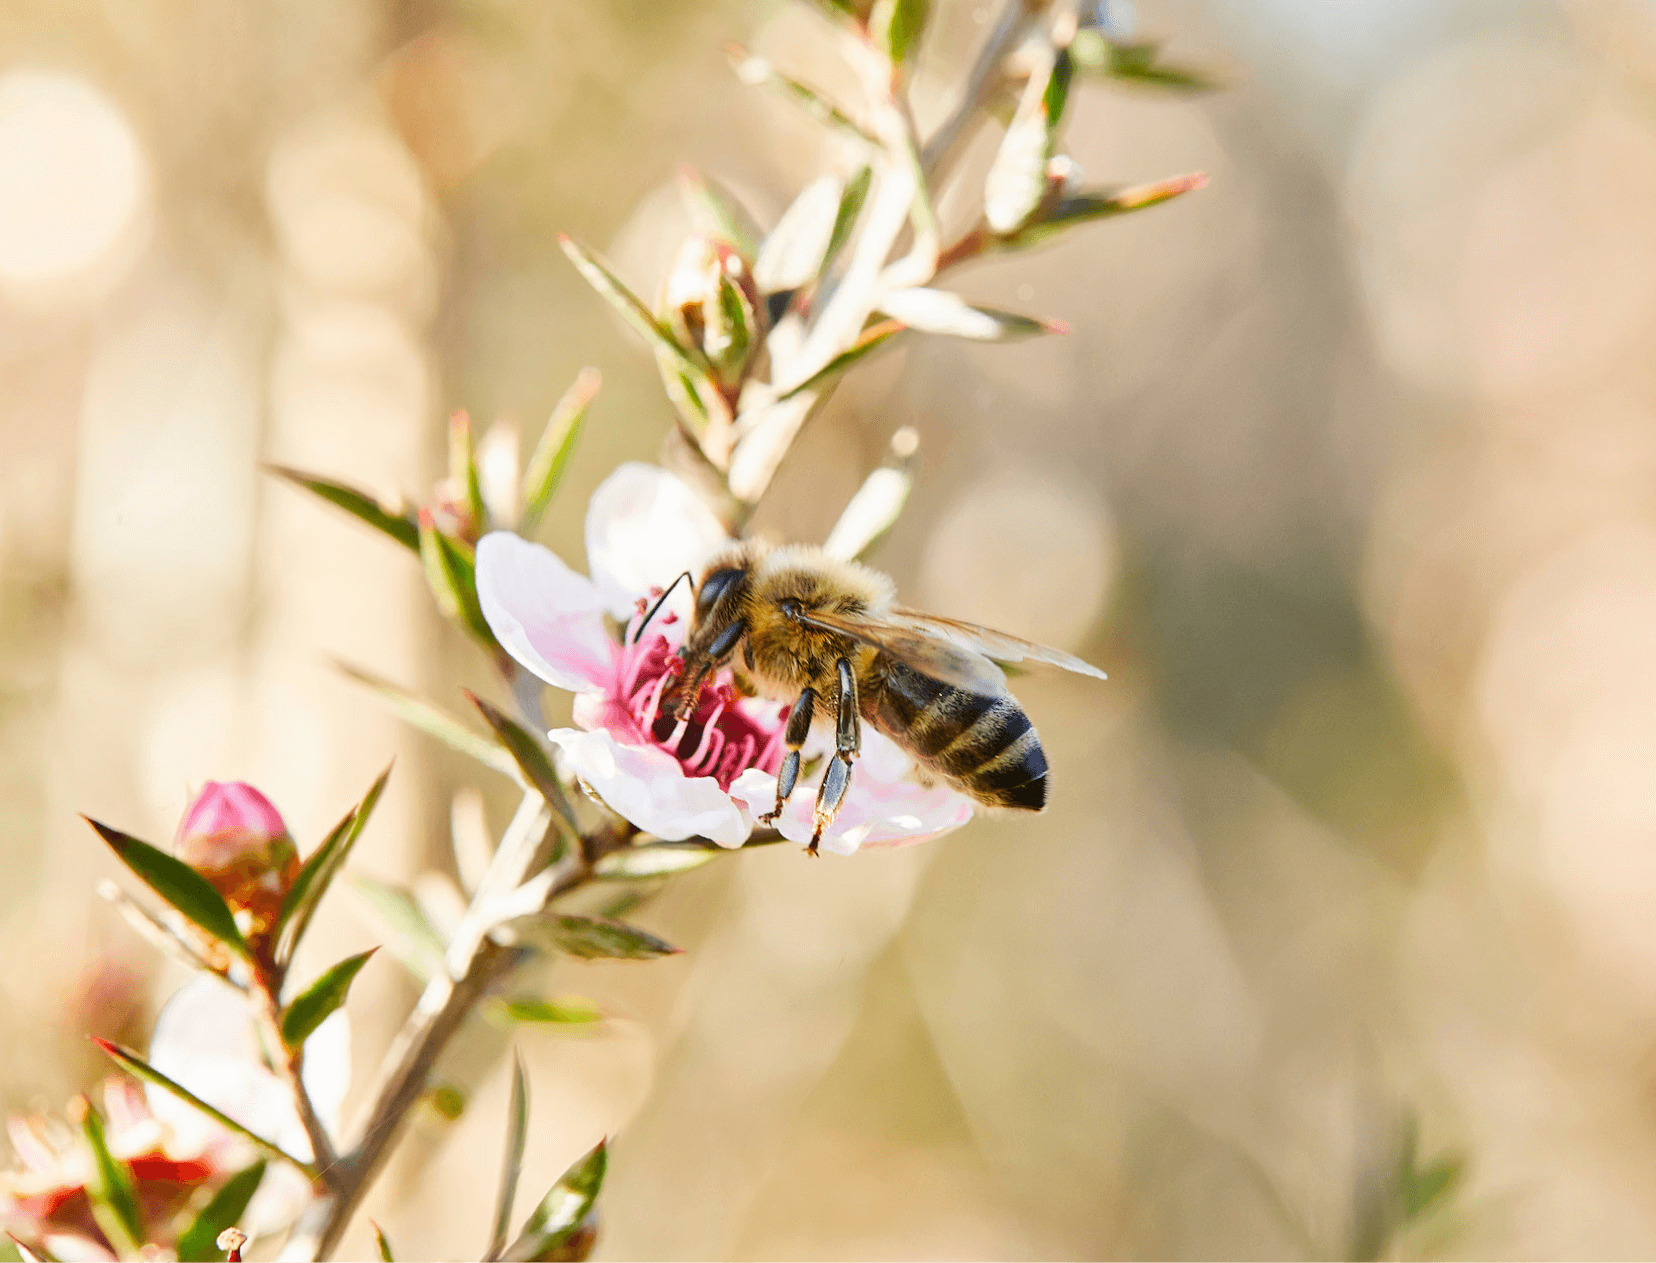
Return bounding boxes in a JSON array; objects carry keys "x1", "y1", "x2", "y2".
[{"x1": 673, "y1": 541, "x2": 895, "y2": 716}]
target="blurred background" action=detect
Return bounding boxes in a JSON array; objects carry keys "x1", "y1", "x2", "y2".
[{"x1": 3, "y1": 0, "x2": 1655, "y2": 1256}]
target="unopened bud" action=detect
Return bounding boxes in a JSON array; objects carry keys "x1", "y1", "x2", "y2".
[
  {"x1": 661, "y1": 233, "x2": 764, "y2": 390},
  {"x1": 175, "y1": 782, "x2": 298, "y2": 940}
]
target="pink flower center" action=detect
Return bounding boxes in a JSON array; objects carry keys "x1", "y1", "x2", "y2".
[{"x1": 583, "y1": 629, "x2": 786, "y2": 792}]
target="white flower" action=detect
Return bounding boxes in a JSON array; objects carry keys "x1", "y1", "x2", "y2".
[
  {"x1": 476, "y1": 462, "x2": 975, "y2": 854},
  {"x1": 146, "y1": 974, "x2": 350, "y2": 1238}
]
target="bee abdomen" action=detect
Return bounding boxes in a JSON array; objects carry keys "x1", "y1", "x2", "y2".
[{"x1": 871, "y1": 659, "x2": 1049, "y2": 812}]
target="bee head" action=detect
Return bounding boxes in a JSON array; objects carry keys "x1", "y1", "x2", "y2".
[{"x1": 671, "y1": 546, "x2": 757, "y2": 719}]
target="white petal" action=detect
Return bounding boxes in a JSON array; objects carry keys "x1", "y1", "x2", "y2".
[
  {"x1": 548, "y1": 726, "x2": 751, "y2": 846},
  {"x1": 585, "y1": 463, "x2": 729, "y2": 617},
  {"x1": 728, "y1": 729, "x2": 974, "y2": 855},
  {"x1": 146, "y1": 975, "x2": 349, "y2": 1163},
  {"x1": 476, "y1": 531, "x2": 616, "y2": 692}
]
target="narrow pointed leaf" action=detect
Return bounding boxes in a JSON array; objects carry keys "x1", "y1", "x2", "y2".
[
  {"x1": 176, "y1": 1160, "x2": 266, "y2": 1262},
  {"x1": 521, "y1": 368, "x2": 601, "y2": 534},
  {"x1": 419, "y1": 513, "x2": 495, "y2": 646},
  {"x1": 484, "y1": 1051, "x2": 530, "y2": 1261},
  {"x1": 337, "y1": 662, "x2": 519, "y2": 780},
  {"x1": 490, "y1": 996, "x2": 603, "y2": 1026},
  {"x1": 556, "y1": 236, "x2": 717, "y2": 406},
  {"x1": 266, "y1": 465, "x2": 420, "y2": 552},
  {"x1": 823, "y1": 165, "x2": 873, "y2": 279},
  {"x1": 370, "y1": 1221, "x2": 395, "y2": 1262},
  {"x1": 449, "y1": 411, "x2": 488, "y2": 534},
  {"x1": 508, "y1": 912, "x2": 680, "y2": 961},
  {"x1": 823, "y1": 463, "x2": 912, "y2": 562},
  {"x1": 984, "y1": 37, "x2": 1075, "y2": 236},
  {"x1": 503, "y1": 1139, "x2": 607, "y2": 1262},
  {"x1": 776, "y1": 319, "x2": 904, "y2": 401},
  {"x1": 594, "y1": 844, "x2": 723, "y2": 880},
  {"x1": 465, "y1": 692, "x2": 578, "y2": 836},
  {"x1": 273, "y1": 764, "x2": 392, "y2": 966},
  {"x1": 348, "y1": 875, "x2": 447, "y2": 984},
  {"x1": 6, "y1": 1233, "x2": 48, "y2": 1262},
  {"x1": 871, "y1": 0, "x2": 929, "y2": 65},
  {"x1": 754, "y1": 175, "x2": 846, "y2": 296},
  {"x1": 878, "y1": 287, "x2": 1060, "y2": 341},
  {"x1": 281, "y1": 949, "x2": 376, "y2": 1049},
  {"x1": 85, "y1": 819, "x2": 250, "y2": 959},
  {"x1": 78, "y1": 1098, "x2": 144, "y2": 1258},
  {"x1": 678, "y1": 167, "x2": 761, "y2": 259},
  {"x1": 97, "y1": 879, "x2": 223, "y2": 978},
  {"x1": 1071, "y1": 31, "x2": 1219, "y2": 91},
  {"x1": 1009, "y1": 172, "x2": 1207, "y2": 248},
  {"x1": 91, "y1": 1039, "x2": 314, "y2": 1174},
  {"x1": 728, "y1": 47, "x2": 879, "y2": 145}
]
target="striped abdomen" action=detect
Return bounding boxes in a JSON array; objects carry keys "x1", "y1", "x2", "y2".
[{"x1": 866, "y1": 657, "x2": 1047, "y2": 811}]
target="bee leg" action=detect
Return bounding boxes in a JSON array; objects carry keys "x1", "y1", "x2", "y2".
[
  {"x1": 809, "y1": 658, "x2": 860, "y2": 855},
  {"x1": 760, "y1": 687, "x2": 815, "y2": 826}
]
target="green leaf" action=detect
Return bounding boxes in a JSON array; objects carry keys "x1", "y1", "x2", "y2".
[
  {"x1": 822, "y1": 460, "x2": 913, "y2": 562},
  {"x1": 776, "y1": 319, "x2": 905, "y2": 401},
  {"x1": 273, "y1": 764, "x2": 392, "y2": 967},
  {"x1": 337, "y1": 663, "x2": 520, "y2": 781},
  {"x1": 449, "y1": 410, "x2": 488, "y2": 534},
  {"x1": 176, "y1": 1160, "x2": 266, "y2": 1263},
  {"x1": 91, "y1": 1039, "x2": 314, "y2": 1174},
  {"x1": 348, "y1": 874, "x2": 448, "y2": 984},
  {"x1": 754, "y1": 175, "x2": 849, "y2": 296},
  {"x1": 419, "y1": 512, "x2": 496, "y2": 646},
  {"x1": 1070, "y1": 31, "x2": 1219, "y2": 91},
  {"x1": 84, "y1": 818, "x2": 251, "y2": 960},
  {"x1": 490, "y1": 996, "x2": 604, "y2": 1026},
  {"x1": 370, "y1": 1221, "x2": 396, "y2": 1263},
  {"x1": 5, "y1": 1232, "x2": 49, "y2": 1262},
  {"x1": 265, "y1": 465, "x2": 420, "y2": 552},
  {"x1": 823, "y1": 165, "x2": 873, "y2": 279},
  {"x1": 870, "y1": 0, "x2": 928, "y2": 65},
  {"x1": 503, "y1": 1139, "x2": 607, "y2": 1262},
  {"x1": 465, "y1": 692, "x2": 579, "y2": 837},
  {"x1": 1007, "y1": 172, "x2": 1207, "y2": 248},
  {"x1": 510, "y1": 913, "x2": 680, "y2": 961},
  {"x1": 1403, "y1": 1152, "x2": 1464, "y2": 1221},
  {"x1": 727, "y1": 47, "x2": 880, "y2": 146},
  {"x1": 877, "y1": 287, "x2": 1062, "y2": 341},
  {"x1": 280, "y1": 949, "x2": 376, "y2": 1049},
  {"x1": 78, "y1": 1096, "x2": 144, "y2": 1259},
  {"x1": 521, "y1": 368, "x2": 601, "y2": 534},
  {"x1": 594, "y1": 844, "x2": 722, "y2": 880},
  {"x1": 557, "y1": 235, "x2": 721, "y2": 436},
  {"x1": 484, "y1": 1051, "x2": 530, "y2": 1261},
  {"x1": 678, "y1": 166, "x2": 761, "y2": 259},
  {"x1": 984, "y1": 47, "x2": 1064, "y2": 234}
]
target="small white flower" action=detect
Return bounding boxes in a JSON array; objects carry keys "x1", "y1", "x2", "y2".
[{"x1": 476, "y1": 462, "x2": 975, "y2": 854}]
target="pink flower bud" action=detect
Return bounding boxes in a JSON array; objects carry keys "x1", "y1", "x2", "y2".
[{"x1": 174, "y1": 782, "x2": 299, "y2": 938}]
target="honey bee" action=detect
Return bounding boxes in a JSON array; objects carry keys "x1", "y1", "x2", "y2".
[{"x1": 651, "y1": 541, "x2": 1107, "y2": 853}]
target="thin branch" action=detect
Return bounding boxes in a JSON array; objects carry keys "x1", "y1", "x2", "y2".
[
  {"x1": 921, "y1": 0, "x2": 1046, "y2": 182},
  {"x1": 251, "y1": 967, "x2": 339, "y2": 1184}
]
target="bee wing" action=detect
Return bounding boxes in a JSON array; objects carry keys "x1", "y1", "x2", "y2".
[
  {"x1": 891, "y1": 609, "x2": 1109, "y2": 681},
  {"x1": 788, "y1": 607, "x2": 1012, "y2": 695}
]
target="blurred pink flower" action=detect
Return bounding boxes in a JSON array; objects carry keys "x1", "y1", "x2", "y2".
[
  {"x1": 475, "y1": 463, "x2": 975, "y2": 854},
  {"x1": 1, "y1": 1077, "x2": 231, "y2": 1261},
  {"x1": 173, "y1": 782, "x2": 298, "y2": 937}
]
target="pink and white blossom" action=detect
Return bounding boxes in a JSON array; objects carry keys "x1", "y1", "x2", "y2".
[{"x1": 474, "y1": 462, "x2": 974, "y2": 854}]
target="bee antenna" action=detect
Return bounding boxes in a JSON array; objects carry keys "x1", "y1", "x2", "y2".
[{"x1": 633, "y1": 571, "x2": 693, "y2": 644}]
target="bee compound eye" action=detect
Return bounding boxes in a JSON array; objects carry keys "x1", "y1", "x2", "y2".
[{"x1": 695, "y1": 567, "x2": 742, "y2": 619}]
